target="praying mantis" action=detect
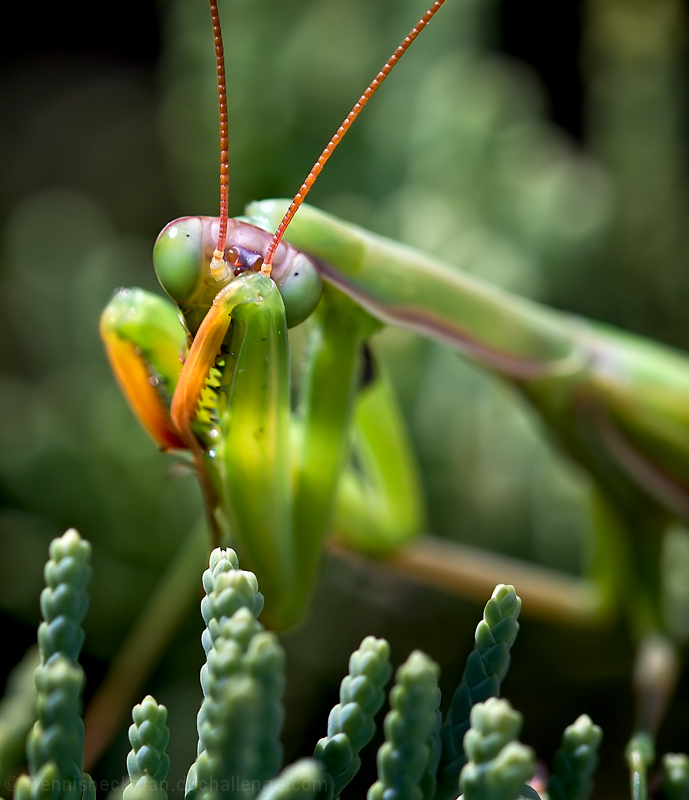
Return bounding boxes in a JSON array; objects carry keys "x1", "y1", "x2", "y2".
[
  {"x1": 101, "y1": 0, "x2": 446, "y2": 631},
  {"x1": 92, "y1": 1, "x2": 689, "y2": 784},
  {"x1": 99, "y1": 0, "x2": 689, "y2": 660}
]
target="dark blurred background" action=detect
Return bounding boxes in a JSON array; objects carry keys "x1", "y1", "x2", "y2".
[{"x1": 1, "y1": 1, "x2": 689, "y2": 798}]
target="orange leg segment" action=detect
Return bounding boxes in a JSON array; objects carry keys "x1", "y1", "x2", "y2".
[
  {"x1": 102, "y1": 334, "x2": 187, "y2": 451},
  {"x1": 99, "y1": 288, "x2": 188, "y2": 451}
]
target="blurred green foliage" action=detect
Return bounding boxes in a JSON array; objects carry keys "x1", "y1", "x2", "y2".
[{"x1": 1, "y1": 0, "x2": 689, "y2": 797}]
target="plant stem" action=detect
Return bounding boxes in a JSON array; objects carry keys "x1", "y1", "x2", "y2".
[
  {"x1": 626, "y1": 733, "x2": 654, "y2": 800},
  {"x1": 625, "y1": 633, "x2": 681, "y2": 800},
  {"x1": 330, "y1": 536, "x2": 609, "y2": 627}
]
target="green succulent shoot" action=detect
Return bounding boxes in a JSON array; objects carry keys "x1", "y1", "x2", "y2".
[
  {"x1": 14, "y1": 530, "x2": 95, "y2": 800},
  {"x1": 314, "y1": 636, "x2": 392, "y2": 800},
  {"x1": 368, "y1": 650, "x2": 441, "y2": 800},
  {"x1": 459, "y1": 698, "x2": 534, "y2": 800},
  {"x1": 437, "y1": 585, "x2": 522, "y2": 800},
  {"x1": 548, "y1": 715, "x2": 602, "y2": 800},
  {"x1": 186, "y1": 547, "x2": 284, "y2": 800},
  {"x1": 662, "y1": 753, "x2": 689, "y2": 800},
  {"x1": 123, "y1": 696, "x2": 170, "y2": 800}
]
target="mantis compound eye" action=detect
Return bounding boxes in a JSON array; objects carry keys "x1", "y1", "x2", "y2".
[
  {"x1": 275, "y1": 252, "x2": 322, "y2": 328},
  {"x1": 153, "y1": 218, "x2": 204, "y2": 304}
]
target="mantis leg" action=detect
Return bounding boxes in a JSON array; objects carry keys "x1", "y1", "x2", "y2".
[
  {"x1": 156, "y1": 271, "x2": 295, "y2": 626},
  {"x1": 99, "y1": 287, "x2": 187, "y2": 451},
  {"x1": 289, "y1": 284, "x2": 427, "y2": 618},
  {"x1": 171, "y1": 275, "x2": 426, "y2": 628},
  {"x1": 288, "y1": 285, "x2": 378, "y2": 617},
  {"x1": 333, "y1": 359, "x2": 426, "y2": 556},
  {"x1": 211, "y1": 274, "x2": 295, "y2": 627}
]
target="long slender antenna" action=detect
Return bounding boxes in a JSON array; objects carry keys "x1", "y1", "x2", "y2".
[
  {"x1": 209, "y1": 0, "x2": 230, "y2": 279},
  {"x1": 261, "y1": 0, "x2": 448, "y2": 275}
]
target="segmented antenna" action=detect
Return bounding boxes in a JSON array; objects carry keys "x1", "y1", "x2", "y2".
[
  {"x1": 209, "y1": 0, "x2": 230, "y2": 280},
  {"x1": 261, "y1": 0, "x2": 448, "y2": 275}
]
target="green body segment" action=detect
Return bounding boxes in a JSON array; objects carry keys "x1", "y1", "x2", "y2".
[
  {"x1": 289, "y1": 286, "x2": 379, "y2": 616},
  {"x1": 334, "y1": 367, "x2": 425, "y2": 556},
  {"x1": 208, "y1": 274, "x2": 295, "y2": 627},
  {"x1": 521, "y1": 322, "x2": 689, "y2": 520},
  {"x1": 204, "y1": 275, "x2": 425, "y2": 626},
  {"x1": 247, "y1": 200, "x2": 689, "y2": 523},
  {"x1": 288, "y1": 284, "x2": 427, "y2": 616},
  {"x1": 247, "y1": 201, "x2": 580, "y2": 378}
]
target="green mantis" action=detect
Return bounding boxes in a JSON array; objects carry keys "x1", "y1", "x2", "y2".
[
  {"x1": 92, "y1": 2, "x2": 689, "y2": 786},
  {"x1": 101, "y1": 0, "x2": 442, "y2": 629},
  {"x1": 100, "y1": 0, "x2": 689, "y2": 657}
]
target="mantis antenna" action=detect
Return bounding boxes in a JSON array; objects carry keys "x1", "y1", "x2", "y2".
[
  {"x1": 209, "y1": 0, "x2": 230, "y2": 279},
  {"x1": 261, "y1": 0, "x2": 449, "y2": 275}
]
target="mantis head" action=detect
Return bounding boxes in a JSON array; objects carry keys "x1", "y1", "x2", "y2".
[
  {"x1": 153, "y1": 214, "x2": 321, "y2": 331},
  {"x1": 155, "y1": 0, "x2": 447, "y2": 339}
]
